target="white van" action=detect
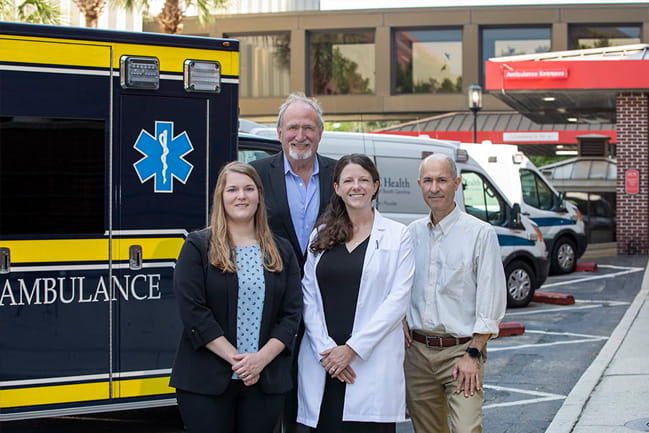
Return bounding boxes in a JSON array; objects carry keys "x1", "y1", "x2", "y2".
[
  {"x1": 461, "y1": 143, "x2": 587, "y2": 274},
  {"x1": 248, "y1": 128, "x2": 548, "y2": 307}
]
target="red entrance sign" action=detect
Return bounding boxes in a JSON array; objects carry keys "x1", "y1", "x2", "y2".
[
  {"x1": 503, "y1": 68, "x2": 568, "y2": 80},
  {"x1": 625, "y1": 169, "x2": 640, "y2": 195}
]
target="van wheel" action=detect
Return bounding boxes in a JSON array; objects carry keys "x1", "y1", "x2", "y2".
[
  {"x1": 505, "y1": 260, "x2": 535, "y2": 308},
  {"x1": 550, "y1": 237, "x2": 576, "y2": 275}
]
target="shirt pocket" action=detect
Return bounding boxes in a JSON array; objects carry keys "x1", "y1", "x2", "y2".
[{"x1": 436, "y1": 252, "x2": 473, "y2": 300}]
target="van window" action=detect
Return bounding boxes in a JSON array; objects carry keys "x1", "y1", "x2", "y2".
[
  {"x1": 461, "y1": 171, "x2": 506, "y2": 225},
  {"x1": 238, "y1": 149, "x2": 275, "y2": 163},
  {"x1": 0, "y1": 116, "x2": 105, "y2": 235},
  {"x1": 520, "y1": 169, "x2": 554, "y2": 210}
]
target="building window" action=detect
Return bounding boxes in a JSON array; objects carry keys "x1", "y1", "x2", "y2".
[
  {"x1": 393, "y1": 28, "x2": 462, "y2": 94},
  {"x1": 481, "y1": 27, "x2": 551, "y2": 80},
  {"x1": 309, "y1": 30, "x2": 375, "y2": 95},
  {"x1": 227, "y1": 33, "x2": 290, "y2": 98},
  {"x1": 569, "y1": 24, "x2": 641, "y2": 49}
]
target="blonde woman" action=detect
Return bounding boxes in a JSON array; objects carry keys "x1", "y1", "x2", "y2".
[{"x1": 170, "y1": 161, "x2": 302, "y2": 433}]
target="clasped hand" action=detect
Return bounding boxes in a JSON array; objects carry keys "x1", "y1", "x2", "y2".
[
  {"x1": 232, "y1": 352, "x2": 266, "y2": 387},
  {"x1": 320, "y1": 344, "x2": 357, "y2": 384}
]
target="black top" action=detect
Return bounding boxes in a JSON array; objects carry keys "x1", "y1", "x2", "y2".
[{"x1": 316, "y1": 237, "x2": 370, "y2": 344}]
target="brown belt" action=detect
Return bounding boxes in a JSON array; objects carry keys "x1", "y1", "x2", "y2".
[{"x1": 412, "y1": 331, "x2": 471, "y2": 348}]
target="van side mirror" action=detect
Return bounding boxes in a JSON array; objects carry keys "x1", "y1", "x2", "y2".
[
  {"x1": 508, "y1": 203, "x2": 525, "y2": 230},
  {"x1": 551, "y1": 191, "x2": 567, "y2": 213}
]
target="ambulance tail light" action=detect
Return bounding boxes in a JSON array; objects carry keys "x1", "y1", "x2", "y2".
[{"x1": 184, "y1": 60, "x2": 221, "y2": 93}]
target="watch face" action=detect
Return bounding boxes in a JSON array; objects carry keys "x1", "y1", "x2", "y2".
[{"x1": 467, "y1": 347, "x2": 481, "y2": 358}]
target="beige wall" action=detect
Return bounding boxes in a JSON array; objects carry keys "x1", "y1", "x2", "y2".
[{"x1": 143, "y1": 4, "x2": 649, "y2": 121}]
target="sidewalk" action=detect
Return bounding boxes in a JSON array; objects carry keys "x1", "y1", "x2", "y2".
[{"x1": 545, "y1": 257, "x2": 649, "y2": 433}]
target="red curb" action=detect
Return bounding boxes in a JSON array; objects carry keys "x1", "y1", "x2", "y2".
[
  {"x1": 498, "y1": 322, "x2": 525, "y2": 337},
  {"x1": 533, "y1": 291, "x2": 575, "y2": 305},
  {"x1": 576, "y1": 262, "x2": 598, "y2": 272}
]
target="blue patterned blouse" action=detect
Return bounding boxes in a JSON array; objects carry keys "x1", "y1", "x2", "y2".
[{"x1": 233, "y1": 244, "x2": 265, "y2": 379}]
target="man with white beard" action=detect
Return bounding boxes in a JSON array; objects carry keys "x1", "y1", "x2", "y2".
[{"x1": 250, "y1": 92, "x2": 336, "y2": 433}]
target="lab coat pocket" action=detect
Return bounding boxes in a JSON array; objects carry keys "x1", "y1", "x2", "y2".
[{"x1": 365, "y1": 247, "x2": 400, "y2": 298}]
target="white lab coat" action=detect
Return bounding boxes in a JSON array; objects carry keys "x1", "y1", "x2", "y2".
[{"x1": 296, "y1": 210, "x2": 415, "y2": 427}]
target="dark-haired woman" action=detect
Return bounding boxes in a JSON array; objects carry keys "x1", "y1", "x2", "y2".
[
  {"x1": 169, "y1": 161, "x2": 302, "y2": 433},
  {"x1": 296, "y1": 154, "x2": 415, "y2": 433}
]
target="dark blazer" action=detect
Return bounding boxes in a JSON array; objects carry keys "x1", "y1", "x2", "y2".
[
  {"x1": 250, "y1": 151, "x2": 337, "y2": 268},
  {"x1": 169, "y1": 229, "x2": 302, "y2": 396}
]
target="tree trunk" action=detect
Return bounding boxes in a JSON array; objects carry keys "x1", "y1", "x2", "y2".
[
  {"x1": 74, "y1": 0, "x2": 105, "y2": 28},
  {"x1": 157, "y1": 0, "x2": 183, "y2": 34}
]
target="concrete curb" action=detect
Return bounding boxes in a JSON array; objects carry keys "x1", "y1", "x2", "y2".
[{"x1": 544, "y1": 261, "x2": 649, "y2": 433}]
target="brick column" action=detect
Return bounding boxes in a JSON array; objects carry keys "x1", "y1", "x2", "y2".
[{"x1": 616, "y1": 93, "x2": 649, "y2": 254}]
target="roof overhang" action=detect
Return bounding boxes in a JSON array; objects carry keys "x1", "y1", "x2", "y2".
[{"x1": 485, "y1": 44, "x2": 649, "y2": 124}]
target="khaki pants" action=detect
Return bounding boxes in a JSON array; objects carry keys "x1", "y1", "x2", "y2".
[{"x1": 404, "y1": 340, "x2": 484, "y2": 433}]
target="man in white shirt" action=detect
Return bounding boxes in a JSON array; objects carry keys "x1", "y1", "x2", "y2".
[{"x1": 404, "y1": 153, "x2": 506, "y2": 433}]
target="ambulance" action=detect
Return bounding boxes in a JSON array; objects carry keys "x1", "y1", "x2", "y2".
[
  {"x1": 0, "y1": 22, "x2": 239, "y2": 420},
  {"x1": 461, "y1": 142, "x2": 587, "y2": 274}
]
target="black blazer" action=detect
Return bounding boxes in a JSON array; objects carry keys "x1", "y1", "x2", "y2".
[
  {"x1": 169, "y1": 229, "x2": 302, "y2": 396},
  {"x1": 250, "y1": 152, "x2": 337, "y2": 268}
]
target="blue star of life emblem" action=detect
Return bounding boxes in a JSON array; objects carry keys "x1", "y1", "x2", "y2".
[{"x1": 133, "y1": 121, "x2": 194, "y2": 193}]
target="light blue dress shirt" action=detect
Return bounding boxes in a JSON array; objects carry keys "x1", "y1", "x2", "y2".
[{"x1": 283, "y1": 154, "x2": 320, "y2": 254}]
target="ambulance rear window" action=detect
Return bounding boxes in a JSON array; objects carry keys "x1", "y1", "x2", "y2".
[{"x1": 0, "y1": 116, "x2": 105, "y2": 235}]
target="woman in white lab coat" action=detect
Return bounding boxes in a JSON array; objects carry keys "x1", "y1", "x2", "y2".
[{"x1": 296, "y1": 154, "x2": 415, "y2": 433}]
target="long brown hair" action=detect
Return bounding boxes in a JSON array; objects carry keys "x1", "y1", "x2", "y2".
[
  {"x1": 310, "y1": 154, "x2": 380, "y2": 254},
  {"x1": 208, "y1": 161, "x2": 283, "y2": 273}
]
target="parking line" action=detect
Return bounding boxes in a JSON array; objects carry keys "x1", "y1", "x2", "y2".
[
  {"x1": 541, "y1": 266, "x2": 643, "y2": 289},
  {"x1": 576, "y1": 299, "x2": 630, "y2": 306},
  {"x1": 490, "y1": 337, "x2": 607, "y2": 352},
  {"x1": 524, "y1": 329, "x2": 608, "y2": 339},
  {"x1": 483, "y1": 384, "x2": 565, "y2": 409},
  {"x1": 505, "y1": 304, "x2": 601, "y2": 316}
]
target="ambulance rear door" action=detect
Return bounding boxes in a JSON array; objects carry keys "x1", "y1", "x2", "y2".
[{"x1": 0, "y1": 33, "x2": 113, "y2": 419}]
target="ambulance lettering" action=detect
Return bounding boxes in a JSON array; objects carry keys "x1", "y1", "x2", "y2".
[
  {"x1": 133, "y1": 121, "x2": 194, "y2": 192},
  {"x1": 0, "y1": 274, "x2": 162, "y2": 306}
]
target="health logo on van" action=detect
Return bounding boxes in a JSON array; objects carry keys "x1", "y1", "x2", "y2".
[{"x1": 133, "y1": 121, "x2": 194, "y2": 193}]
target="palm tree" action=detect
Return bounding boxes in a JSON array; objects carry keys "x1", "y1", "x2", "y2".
[
  {"x1": 157, "y1": 0, "x2": 228, "y2": 34},
  {"x1": 73, "y1": 0, "x2": 106, "y2": 27},
  {"x1": 0, "y1": 0, "x2": 60, "y2": 24}
]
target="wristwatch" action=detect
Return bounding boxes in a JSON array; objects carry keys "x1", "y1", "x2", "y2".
[{"x1": 466, "y1": 347, "x2": 482, "y2": 359}]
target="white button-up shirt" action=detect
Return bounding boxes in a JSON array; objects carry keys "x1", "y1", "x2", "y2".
[{"x1": 407, "y1": 205, "x2": 506, "y2": 338}]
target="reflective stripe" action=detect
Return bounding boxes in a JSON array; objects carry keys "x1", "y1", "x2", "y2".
[
  {"x1": 2, "y1": 238, "x2": 184, "y2": 264},
  {"x1": 1, "y1": 377, "x2": 174, "y2": 408}
]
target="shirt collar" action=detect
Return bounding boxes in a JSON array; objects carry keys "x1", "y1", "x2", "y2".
[
  {"x1": 427, "y1": 203, "x2": 461, "y2": 234},
  {"x1": 283, "y1": 153, "x2": 320, "y2": 177}
]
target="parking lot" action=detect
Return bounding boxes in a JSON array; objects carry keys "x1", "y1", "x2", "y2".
[{"x1": 4, "y1": 254, "x2": 647, "y2": 433}]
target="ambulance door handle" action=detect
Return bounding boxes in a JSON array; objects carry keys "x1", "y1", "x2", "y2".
[
  {"x1": 0, "y1": 248, "x2": 9, "y2": 274},
  {"x1": 129, "y1": 245, "x2": 143, "y2": 271}
]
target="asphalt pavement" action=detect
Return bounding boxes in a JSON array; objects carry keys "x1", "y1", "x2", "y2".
[{"x1": 545, "y1": 247, "x2": 649, "y2": 433}]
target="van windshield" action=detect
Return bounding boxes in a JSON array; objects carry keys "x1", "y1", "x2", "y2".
[{"x1": 461, "y1": 171, "x2": 506, "y2": 226}]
